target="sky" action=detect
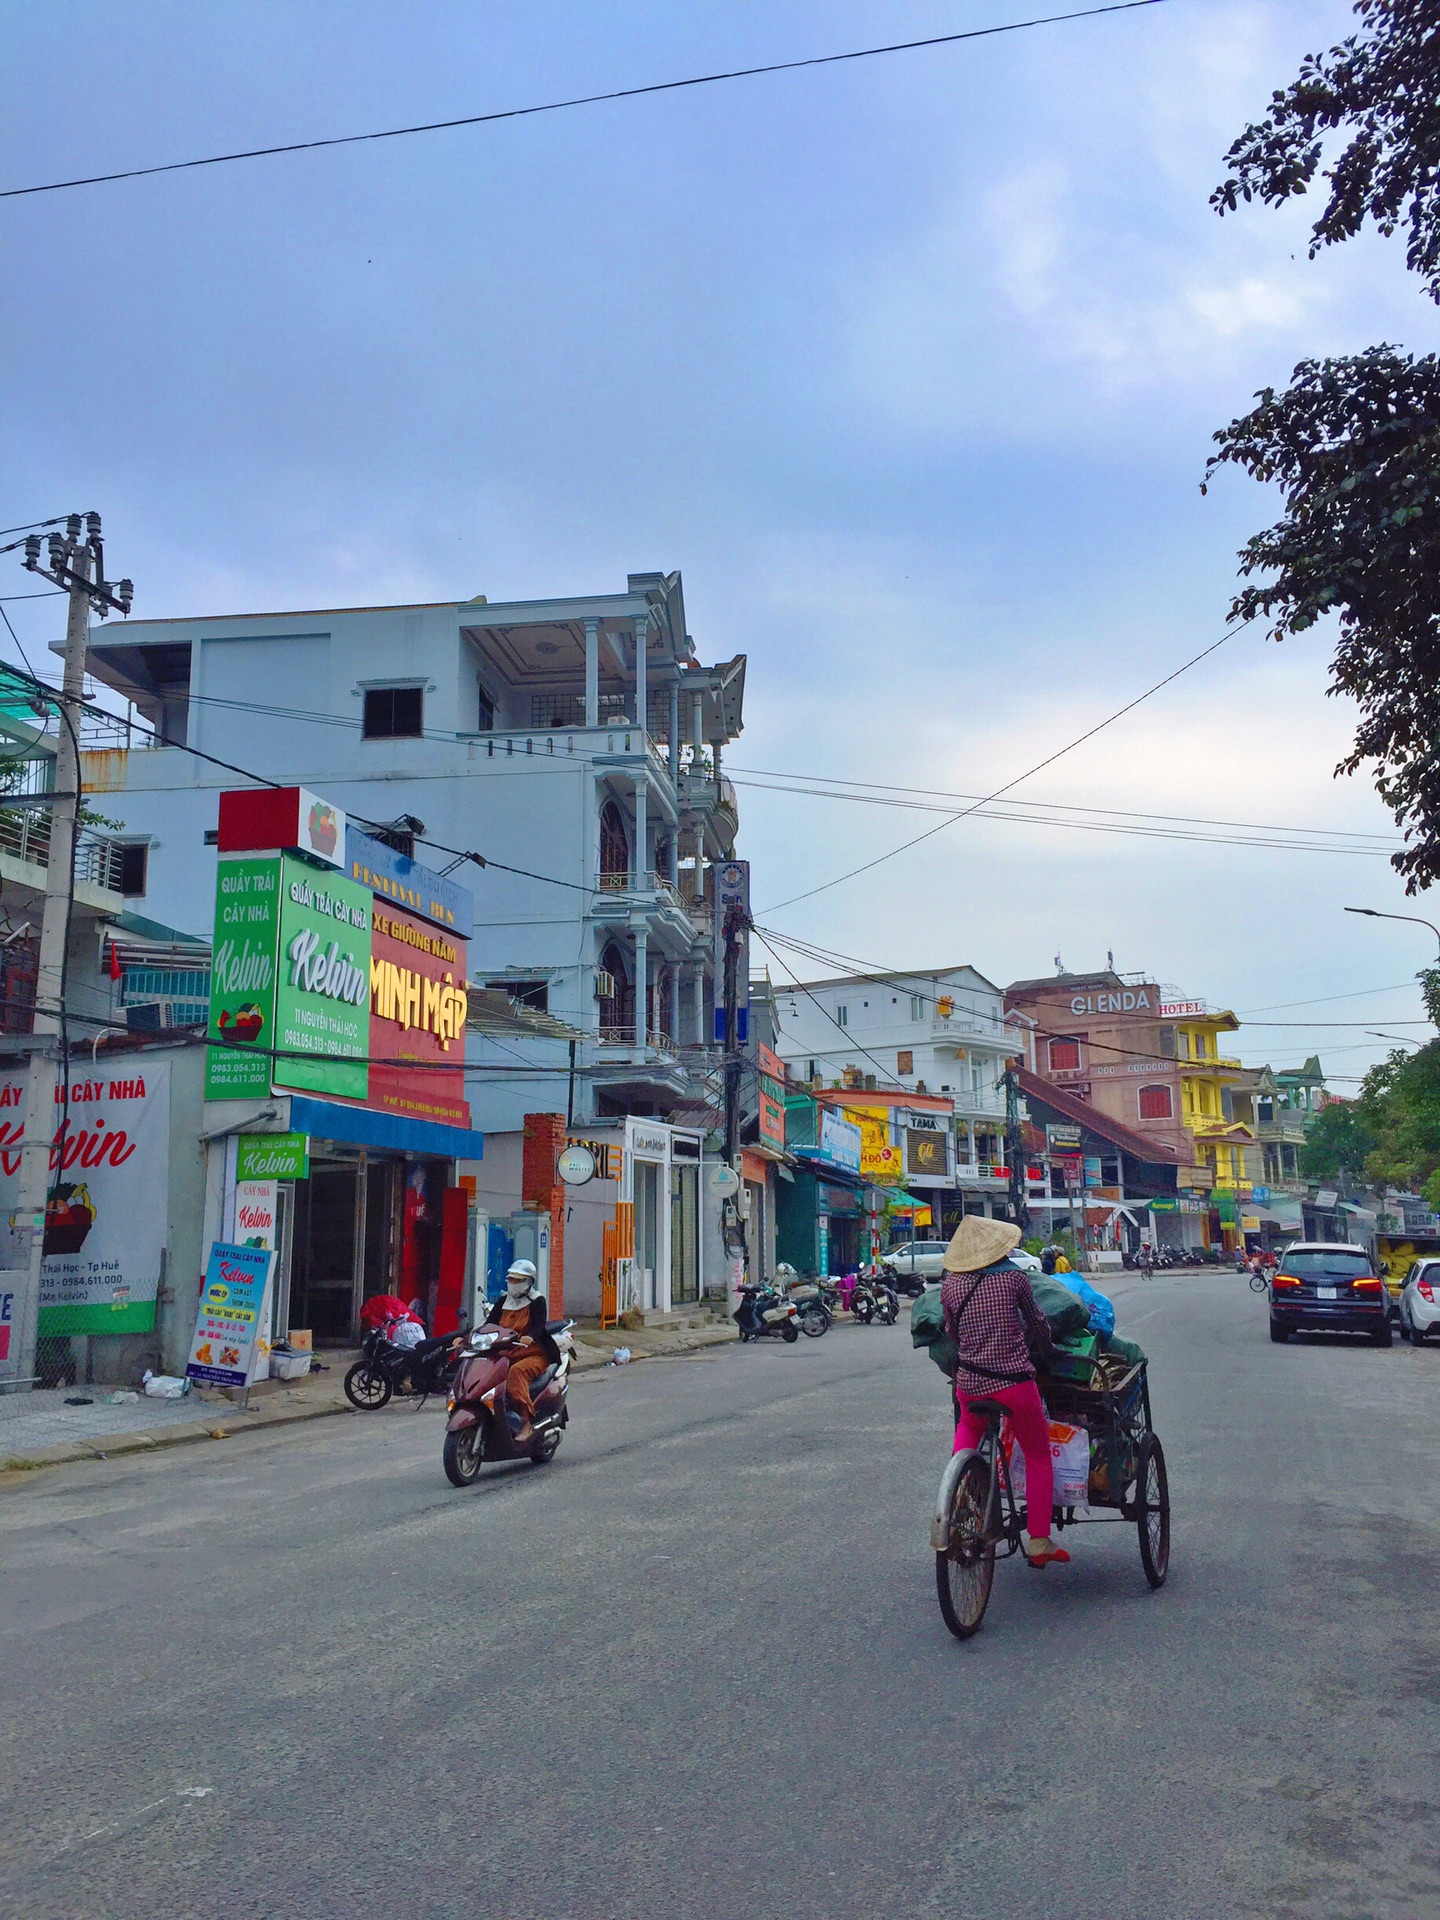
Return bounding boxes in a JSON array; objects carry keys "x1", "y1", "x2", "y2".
[{"x1": 3, "y1": 0, "x2": 1437, "y2": 1088}]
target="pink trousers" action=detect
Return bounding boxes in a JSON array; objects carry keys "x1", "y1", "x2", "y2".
[{"x1": 953, "y1": 1379, "x2": 1054, "y2": 1537}]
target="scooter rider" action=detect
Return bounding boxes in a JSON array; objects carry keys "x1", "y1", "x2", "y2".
[{"x1": 483, "y1": 1259, "x2": 562, "y2": 1445}]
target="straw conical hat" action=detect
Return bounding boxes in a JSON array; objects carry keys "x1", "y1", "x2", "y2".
[{"x1": 942, "y1": 1214, "x2": 1023, "y2": 1274}]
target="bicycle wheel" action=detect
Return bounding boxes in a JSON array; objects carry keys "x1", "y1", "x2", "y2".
[
  {"x1": 1248, "y1": 1272, "x2": 1267, "y2": 1293},
  {"x1": 1135, "y1": 1433, "x2": 1170, "y2": 1588},
  {"x1": 344, "y1": 1362, "x2": 392, "y2": 1410},
  {"x1": 935, "y1": 1454, "x2": 997, "y2": 1639}
]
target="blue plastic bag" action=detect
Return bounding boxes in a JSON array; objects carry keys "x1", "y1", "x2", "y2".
[{"x1": 1067, "y1": 1274, "x2": 1115, "y2": 1339}]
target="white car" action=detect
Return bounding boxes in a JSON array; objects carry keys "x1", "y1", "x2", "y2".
[
  {"x1": 883, "y1": 1242, "x2": 947, "y2": 1290},
  {"x1": 1400, "y1": 1257, "x2": 1440, "y2": 1345}
]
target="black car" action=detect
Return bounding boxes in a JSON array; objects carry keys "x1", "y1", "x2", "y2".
[{"x1": 1269, "y1": 1242, "x2": 1392, "y2": 1346}]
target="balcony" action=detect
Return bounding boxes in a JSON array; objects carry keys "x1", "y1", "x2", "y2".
[
  {"x1": 0, "y1": 803, "x2": 128, "y2": 903},
  {"x1": 590, "y1": 869, "x2": 700, "y2": 957}
]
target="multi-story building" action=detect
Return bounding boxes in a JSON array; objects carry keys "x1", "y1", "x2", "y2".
[
  {"x1": 76, "y1": 569, "x2": 743, "y2": 1135},
  {"x1": 770, "y1": 964, "x2": 1014, "y2": 1229}
]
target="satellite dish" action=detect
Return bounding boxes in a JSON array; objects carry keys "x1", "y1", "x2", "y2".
[
  {"x1": 709, "y1": 1163, "x2": 741, "y2": 1197},
  {"x1": 557, "y1": 1144, "x2": 597, "y2": 1187}
]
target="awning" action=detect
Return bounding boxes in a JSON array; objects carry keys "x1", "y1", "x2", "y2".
[
  {"x1": 287, "y1": 1095, "x2": 485, "y2": 1162},
  {"x1": 1253, "y1": 1198, "x2": 1304, "y2": 1229}
]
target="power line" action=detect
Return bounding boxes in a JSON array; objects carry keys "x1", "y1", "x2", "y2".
[
  {"x1": 760, "y1": 623, "x2": 1244, "y2": 914},
  {"x1": 1236, "y1": 982, "x2": 1422, "y2": 1015},
  {"x1": 1, "y1": 2, "x2": 1166, "y2": 201}
]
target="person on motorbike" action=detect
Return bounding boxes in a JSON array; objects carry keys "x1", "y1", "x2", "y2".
[
  {"x1": 941, "y1": 1214, "x2": 1070, "y2": 1570},
  {"x1": 483, "y1": 1259, "x2": 561, "y2": 1444}
]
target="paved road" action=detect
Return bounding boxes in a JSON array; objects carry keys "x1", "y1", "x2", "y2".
[{"x1": 2, "y1": 1273, "x2": 1438, "y2": 1920}]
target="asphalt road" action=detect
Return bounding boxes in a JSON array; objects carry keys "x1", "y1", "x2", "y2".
[{"x1": 2, "y1": 1273, "x2": 1438, "y2": 1920}]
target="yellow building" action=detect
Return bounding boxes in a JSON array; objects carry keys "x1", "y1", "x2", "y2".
[{"x1": 1173, "y1": 1008, "x2": 1254, "y2": 1209}]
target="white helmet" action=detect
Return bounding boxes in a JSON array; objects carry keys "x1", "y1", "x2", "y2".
[{"x1": 506, "y1": 1259, "x2": 537, "y2": 1283}]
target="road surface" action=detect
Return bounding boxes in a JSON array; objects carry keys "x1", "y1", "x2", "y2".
[{"x1": 1, "y1": 1272, "x2": 1437, "y2": 1919}]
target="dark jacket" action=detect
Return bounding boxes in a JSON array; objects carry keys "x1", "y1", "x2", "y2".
[{"x1": 484, "y1": 1292, "x2": 562, "y2": 1367}]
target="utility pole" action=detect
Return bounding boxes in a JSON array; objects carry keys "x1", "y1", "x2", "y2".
[
  {"x1": 1003, "y1": 1058, "x2": 1028, "y2": 1237},
  {"x1": 720, "y1": 893, "x2": 751, "y2": 1282},
  {"x1": 2, "y1": 516, "x2": 131, "y2": 1391}
]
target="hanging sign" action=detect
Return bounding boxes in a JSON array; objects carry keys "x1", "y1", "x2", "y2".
[
  {"x1": 185, "y1": 1241, "x2": 274, "y2": 1388},
  {"x1": 206, "y1": 856, "x2": 282, "y2": 1100},
  {"x1": 273, "y1": 856, "x2": 373, "y2": 1099},
  {"x1": 367, "y1": 902, "x2": 469, "y2": 1126},
  {"x1": 0, "y1": 1061, "x2": 171, "y2": 1337},
  {"x1": 237, "y1": 1132, "x2": 309, "y2": 1182}
]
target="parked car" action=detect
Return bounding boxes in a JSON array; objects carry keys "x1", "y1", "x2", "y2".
[
  {"x1": 1268, "y1": 1242, "x2": 1392, "y2": 1346},
  {"x1": 1009, "y1": 1248, "x2": 1042, "y2": 1275},
  {"x1": 882, "y1": 1241, "x2": 947, "y2": 1292},
  {"x1": 1399, "y1": 1257, "x2": 1440, "y2": 1345}
]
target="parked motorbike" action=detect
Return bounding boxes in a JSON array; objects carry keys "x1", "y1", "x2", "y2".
[
  {"x1": 344, "y1": 1325, "x2": 464, "y2": 1410},
  {"x1": 785, "y1": 1278, "x2": 834, "y2": 1338},
  {"x1": 734, "y1": 1283, "x2": 801, "y2": 1343},
  {"x1": 851, "y1": 1275, "x2": 899, "y2": 1325},
  {"x1": 442, "y1": 1317, "x2": 576, "y2": 1485}
]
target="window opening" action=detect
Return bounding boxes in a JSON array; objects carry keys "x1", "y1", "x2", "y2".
[{"x1": 363, "y1": 686, "x2": 424, "y2": 739}]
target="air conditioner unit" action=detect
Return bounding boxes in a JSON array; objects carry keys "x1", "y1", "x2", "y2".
[{"x1": 594, "y1": 969, "x2": 617, "y2": 1000}]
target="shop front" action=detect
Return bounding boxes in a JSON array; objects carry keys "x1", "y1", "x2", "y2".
[{"x1": 202, "y1": 790, "x2": 483, "y2": 1348}]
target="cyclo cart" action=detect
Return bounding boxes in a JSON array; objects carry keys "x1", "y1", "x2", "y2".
[{"x1": 932, "y1": 1342, "x2": 1171, "y2": 1640}]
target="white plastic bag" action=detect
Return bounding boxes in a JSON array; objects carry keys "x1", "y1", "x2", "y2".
[
  {"x1": 142, "y1": 1370, "x2": 191, "y2": 1400},
  {"x1": 1001, "y1": 1417, "x2": 1090, "y2": 1509},
  {"x1": 387, "y1": 1318, "x2": 426, "y2": 1350}
]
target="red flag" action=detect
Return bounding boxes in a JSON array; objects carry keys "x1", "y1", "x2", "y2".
[{"x1": 107, "y1": 938, "x2": 122, "y2": 981}]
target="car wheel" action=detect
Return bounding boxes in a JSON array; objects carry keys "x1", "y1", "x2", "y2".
[
  {"x1": 1372, "y1": 1317, "x2": 1394, "y2": 1348},
  {"x1": 1269, "y1": 1318, "x2": 1289, "y2": 1344},
  {"x1": 1409, "y1": 1319, "x2": 1426, "y2": 1345}
]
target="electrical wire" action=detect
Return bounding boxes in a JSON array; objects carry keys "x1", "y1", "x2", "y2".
[
  {"x1": 1, "y1": 2, "x2": 1166, "y2": 201},
  {"x1": 0, "y1": 519, "x2": 66, "y2": 539},
  {"x1": 760, "y1": 624, "x2": 1244, "y2": 914}
]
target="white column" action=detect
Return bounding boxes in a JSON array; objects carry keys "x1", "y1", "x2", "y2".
[
  {"x1": 584, "y1": 617, "x2": 600, "y2": 728},
  {"x1": 633, "y1": 774, "x2": 648, "y2": 890},
  {"x1": 669, "y1": 680, "x2": 680, "y2": 782},
  {"x1": 634, "y1": 612, "x2": 648, "y2": 733},
  {"x1": 634, "y1": 930, "x2": 649, "y2": 1048},
  {"x1": 691, "y1": 691, "x2": 703, "y2": 749}
]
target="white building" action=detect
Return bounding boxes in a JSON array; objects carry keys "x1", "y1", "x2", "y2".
[
  {"x1": 771, "y1": 964, "x2": 1014, "y2": 1230},
  {"x1": 75, "y1": 569, "x2": 746, "y2": 1317}
]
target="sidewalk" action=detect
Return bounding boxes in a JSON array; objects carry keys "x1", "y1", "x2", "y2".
[{"x1": 0, "y1": 1319, "x2": 739, "y2": 1483}]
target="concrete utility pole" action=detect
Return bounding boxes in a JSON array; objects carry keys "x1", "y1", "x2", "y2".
[
  {"x1": 2, "y1": 515, "x2": 131, "y2": 1392},
  {"x1": 1004, "y1": 1059, "x2": 1028, "y2": 1237},
  {"x1": 720, "y1": 894, "x2": 750, "y2": 1281}
]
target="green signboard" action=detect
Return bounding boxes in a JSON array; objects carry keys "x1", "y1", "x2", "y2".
[
  {"x1": 206, "y1": 856, "x2": 282, "y2": 1100},
  {"x1": 237, "y1": 1131, "x2": 310, "y2": 1181},
  {"x1": 273, "y1": 856, "x2": 372, "y2": 1099}
]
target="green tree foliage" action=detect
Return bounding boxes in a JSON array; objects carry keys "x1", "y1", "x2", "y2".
[
  {"x1": 1209, "y1": 2, "x2": 1440, "y2": 888},
  {"x1": 1355, "y1": 1041, "x2": 1440, "y2": 1188},
  {"x1": 1299, "y1": 1097, "x2": 1379, "y2": 1182}
]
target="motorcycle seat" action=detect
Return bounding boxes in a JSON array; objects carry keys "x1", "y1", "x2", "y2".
[
  {"x1": 545, "y1": 1319, "x2": 572, "y2": 1335},
  {"x1": 528, "y1": 1364, "x2": 557, "y2": 1397}
]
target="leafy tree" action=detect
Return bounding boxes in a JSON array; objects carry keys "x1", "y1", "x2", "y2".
[
  {"x1": 1208, "y1": 2, "x2": 1440, "y2": 889},
  {"x1": 1298, "y1": 1097, "x2": 1379, "y2": 1181},
  {"x1": 1356, "y1": 1041, "x2": 1440, "y2": 1188}
]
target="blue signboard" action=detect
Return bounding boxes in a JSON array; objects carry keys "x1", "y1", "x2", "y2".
[
  {"x1": 1252, "y1": 1186, "x2": 1271, "y2": 1204},
  {"x1": 185, "y1": 1241, "x2": 274, "y2": 1388},
  {"x1": 344, "y1": 826, "x2": 474, "y2": 939}
]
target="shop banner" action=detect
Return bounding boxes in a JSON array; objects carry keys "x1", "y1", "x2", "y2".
[
  {"x1": 344, "y1": 825, "x2": 474, "y2": 940},
  {"x1": 206, "y1": 856, "x2": 282, "y2": 1100},
  {"x1": 368, "y1": 903, "x2": 470, "y2": 1126},
  {"x1": 185, "y1": 1241, "x2": 273, "y2": 1388},
  {"x1": 818, "y1": 1108, "x2": 862, "y2": 1175},
  {"x1": 757, "y1": 1044, "x2": 786, "y2": 1148},
  {"x1": 234, "y1": 1180, "x2": 279, "y2": 1249},
  {"x1": 905, "y1": 1128, "x2": 949, "y2": 1180},
  {"x1": 273, "y1": 857, "x2": 373, "y2": 1099},
  {"x1": 237, "y1": 1132, "x2": 309, "y2": 1181},
  {"x1": 0, "y1": 1061, "x2": 171, "y2": 1336}
]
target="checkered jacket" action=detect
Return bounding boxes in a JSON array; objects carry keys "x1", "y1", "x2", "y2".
[{"x1": 940, "y1": 1260, "x2": 1053, "y2": 1398}]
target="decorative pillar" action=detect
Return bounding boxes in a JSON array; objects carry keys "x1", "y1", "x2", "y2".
[
  {"x1": 633, "y1": 774, "x2": 648, "y2": 890},
  {"x1": 691, "y1": 690, "x2": 703, "y2": 749},
  {"x1": 669, "y1": 680, "x2": 680, "y2": 782},
  {"x1": 634, "y1": 612, "x2": 648, "y2": 733},
  {"x1": 584, "y1": 617, "x2": 600, "y2": 728},
  {"x1": 668, "y1": 826, "x2": 679, "y2": 887},
  {"x1": 634, "y1": 930, "x2": 649, "y2": 1048}
]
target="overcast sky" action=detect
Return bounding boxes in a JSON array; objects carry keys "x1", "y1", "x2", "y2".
[{"x1": 4, "y1": 0, "x2": 1436, "y2": 1086}]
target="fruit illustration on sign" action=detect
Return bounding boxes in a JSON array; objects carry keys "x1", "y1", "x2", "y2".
[
  {"x1": 308, "y1": 801, "x2": 338, "y2": 857},
  {"x1": 219, "y1": 1345, "x2": 240, "y2": 1367},
  {"x1": 43, "y1": 1182, "x2": 96, "y2": 1255},
  {"x1": 219, "y1": 1003, "x2": 266, "y2": 1042},
  {"x1": 195, "y1": 1341, "x2": 214, "y2": 1365}
]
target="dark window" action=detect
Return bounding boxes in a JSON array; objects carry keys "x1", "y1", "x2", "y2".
[
  {"x1": 897, "y1": 1050, "x2": 914, "y2": 1075},
  {"x1": 363, "y1": 686, "x2": 424, "y2": 739},
  {"x1": 489, "y1": 979, "x2": 549, "y2": 1012},
  {"x1": 599, "y1": 801, "x2": 629, "y2": 883},
  {"x1": 1048, "y1": 1036, "x2": 1081, "y2": 1071},
  {"x1": 477, "y1": 685, "x2": 495, "y2": 731},
  {"x1": 118, "y1": 843, "x2": 148, "y2": 896},
  {"x1": 1138, "y1": 1083, "x2": 1173, "y2": 1120},
  {"x1": 1278, "y1": 1249, "x2": 1371, "y2": 1280}
]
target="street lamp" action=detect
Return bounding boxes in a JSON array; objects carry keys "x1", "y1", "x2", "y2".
[{"x1": 1345, "y1": 905, "x2": 1440, "y2": 955}]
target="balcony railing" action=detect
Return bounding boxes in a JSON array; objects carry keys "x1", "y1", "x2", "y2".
[
  {"x1": 596, "y1": 1025, "x2": 681, "y2": 1056},
  {"x1": 596, "y1": 870, "x2": 691, "y2": 915},
  {"x1": 0, "y1": 804, "x2": 127, "y2": 893}
]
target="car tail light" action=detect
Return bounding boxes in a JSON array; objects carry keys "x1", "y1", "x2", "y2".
[
  {"x1": 1272, "y1": 1274, "x2": 1301, "y2": 1289},
  {"x1": 1351, "y1": 1276, "x2": 1382, "y2": 1292},
  {"x1": 1419, "y1": 1280, "x2": 1435, "y2": 1303}
]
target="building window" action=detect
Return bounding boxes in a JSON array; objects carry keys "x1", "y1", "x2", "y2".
[
  {"x1": 835, "y1": 1004, "x2": 848, "y2": 1028},
  {"x1": 489, "y1": 978, "x2": 548, "y2": 1012},
  {"x1": 806, "y1": 1059, "x2": 818, "y2": 1082},
  {"x1": 117, "y1": 843, "x2": 148, "y2": 896},
  {"x1": 910, "y1": 994, "x2": 924, "y2": 1021},
  {"x1": 363, "y1": 685, "x2": 424, "y2": 739},
  {"x1": 477, "y1": 684, "x2": 495, "y2": 731},
  {"x1": 599, "y1": 801, "x2": 629, "y2": 886},
  {"x1": 898, "y1": 1050, "x2": 913, "y2": 1075},
  {"x1": 1138, "y1": 1083, "x2": 1173, "y2": 1120},
  {"x1": 1193, "y1": 1031, "x2": 1208, "y2": 1059},
  {"x1": 1048, "y1": 1035, "x2": 1081, "y2": 1071}
]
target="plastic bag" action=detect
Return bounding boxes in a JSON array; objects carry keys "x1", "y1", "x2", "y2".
[
  {"x1": 1002, "y1": 1416, "x2": 1091, "y2": 1509},
  {"x1": 387, "y1": 1318, "x2": 426, "y2": 1350},
  {"x1": 142, "y1": 1370, "x2": 191, "y2": 1400},
  {"x1": 1066, "y1": 1274, "x2": 1115, "y2": 1339}
]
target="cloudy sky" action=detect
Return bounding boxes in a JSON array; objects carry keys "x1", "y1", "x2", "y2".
[{"x1": 4, "y1": 0, "x2": 1437, "y2": 1084}]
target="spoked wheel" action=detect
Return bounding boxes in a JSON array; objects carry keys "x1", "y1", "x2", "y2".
[
  {"x1": 344, "y1": 1362, "x2": 392, "y2": 1410},
  {"x1": 1135, "y1": 1432, "x2": 1170, "y2": 1589},
  {"x1": 936, "y1": 1454, "x2": 997, "y2": 1639},
  {"x1": 1248, "y1": 1272, "x2": 1268, "y2": 1293},
  {"x1": 799, "y1": 1308, "x2": 830, "y2": 1338},
  {"x1": 442, "y1": 1425, "x2": 485, "y2": 1488}
]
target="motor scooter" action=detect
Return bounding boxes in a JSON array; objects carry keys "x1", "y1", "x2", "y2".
[
  {"x1": 734, "y1": 1283, "x2": 801, "y2": 1343},
  {"x1": 442, "y1": 1317, "x2": 575, "y2": 1486}
]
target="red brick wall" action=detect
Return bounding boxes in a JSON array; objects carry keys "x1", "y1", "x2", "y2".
[{"x1": 522, "y1": 1112, "x2": 566, "y2": 1315}]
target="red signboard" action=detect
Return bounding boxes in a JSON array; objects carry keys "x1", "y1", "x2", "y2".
[{"x1": 368, "y1": 904, "x2": 470, "y2": 1127}]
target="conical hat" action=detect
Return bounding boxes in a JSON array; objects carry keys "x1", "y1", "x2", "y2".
[{"x1": 942, "y1": 1214, "x2": 1023, "y2": 1273}]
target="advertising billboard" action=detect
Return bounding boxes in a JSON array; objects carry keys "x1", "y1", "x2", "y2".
[
  {"x1": 0, "y1": 1061, "x2": 170, "y2": 1336},
  {"x1": 818, "y1": 1107, "x2": 862, "y2": 1175},
  {"x1": 367, "y1": 903, "x2": 470, "y2": 1126},
  {"x1": 206, "y1": 856, "x2": 282, "y2": 1100},
  {"x1": 273, "y1": 858, "x2": 373, "y2": 1099},
  {"x1": 905, "y1": 1127, "x2": 949, "y2": 1181}
]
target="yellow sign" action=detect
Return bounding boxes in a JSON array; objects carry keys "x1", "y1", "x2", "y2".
[{"x1": 844, "y1": 1104, "x2": 902, "y2": 1179}]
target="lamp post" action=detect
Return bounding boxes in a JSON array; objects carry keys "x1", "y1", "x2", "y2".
[{"x1": 1344, "y1": 906, "x2": 1440, "y2": 957}]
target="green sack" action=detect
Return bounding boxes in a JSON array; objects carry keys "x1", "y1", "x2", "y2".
[
  {"x1": 1029, "y1": 1272, "x2": 1091, "y2": 1342},
  {"x1": 909, "y1": 1285, "x2": 957, "y2": 1377},
  {"x1": 1103, "y1": 1331, "x2": 1147, "y2": 1368}
]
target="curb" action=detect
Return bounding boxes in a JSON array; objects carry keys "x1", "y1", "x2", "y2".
[{"x1": 0, "y1": 1328, "x2": 740, "y2": 1485}]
